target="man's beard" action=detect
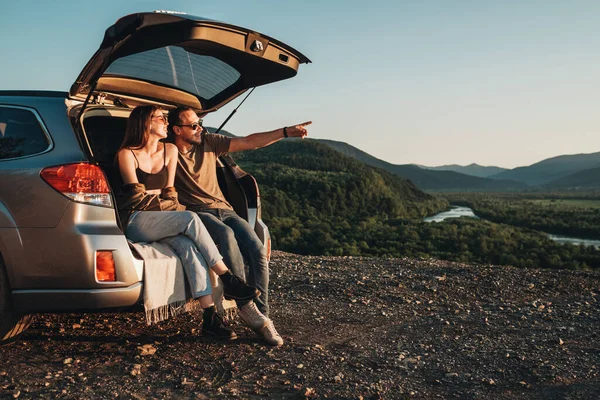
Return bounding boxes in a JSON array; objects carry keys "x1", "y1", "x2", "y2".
[{"x1": 185, "y1": 132, "x2": 202, "y2": 145}]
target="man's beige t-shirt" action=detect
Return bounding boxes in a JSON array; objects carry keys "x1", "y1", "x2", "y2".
[{"x1": 175, "y1": 133, "x2": 233, "y2": 211}]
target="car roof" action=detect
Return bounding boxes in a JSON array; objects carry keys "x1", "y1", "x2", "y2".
[{"x1": 0, "y1": 91, "x2": 68, "y2": 98}]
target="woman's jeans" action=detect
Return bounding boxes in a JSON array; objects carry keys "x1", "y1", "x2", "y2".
[
  {"x1": 126, "y1": 211, "x2": 222, "y2": 298},
  {"x1": 197, "y1": 208, "x2": 270, "y2": 316}
]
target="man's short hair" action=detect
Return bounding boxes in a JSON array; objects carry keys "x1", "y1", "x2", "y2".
[{"x1": 167, "y1": 106, "x2": 195, "y2": 128}]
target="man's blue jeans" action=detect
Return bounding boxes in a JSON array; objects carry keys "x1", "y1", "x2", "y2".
[{"x1": 197, "y1": 208, "x2": 270, "y2": 316}]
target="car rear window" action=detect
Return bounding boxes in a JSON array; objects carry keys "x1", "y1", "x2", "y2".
[
  {"x1": 105, "y1": 46, "x2": 241, "y2": 100},
  {"x1": 0, "y1": 106, "x2": 51, "y2": 160}
]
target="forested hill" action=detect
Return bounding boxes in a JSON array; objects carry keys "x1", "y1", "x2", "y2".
[
  {"x1": 544, "y1": 166, "x2": 600, "y2": 189},
  {"x1": 232, "y1": 139, "x2": 448, "y2": 254},
  {"x1": 316, "y1": 139, "x2": 526, "y2": 191}
]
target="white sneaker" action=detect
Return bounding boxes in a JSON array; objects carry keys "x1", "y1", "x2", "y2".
[
  {"x1": 238, "y1": 302, "x2": 284, "y2": 346},
  {"x1": 257, "y1": 319, "x2": 284, "y2": 347},
  {"x1": 238, "y1": 301, "x2": 268, "y2": 330}
]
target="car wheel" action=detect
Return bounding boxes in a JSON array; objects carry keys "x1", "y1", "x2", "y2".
[{"x1": 0, "y1": 256, "x2": 33, "y2": 344}]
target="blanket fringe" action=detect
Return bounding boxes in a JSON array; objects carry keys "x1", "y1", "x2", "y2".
[
  {"x1": 145, "y1": 299, "x2": 198, "y2": 325},
  {"x1": 145, "y1": 299, "x2": 238, "y2": 326}
]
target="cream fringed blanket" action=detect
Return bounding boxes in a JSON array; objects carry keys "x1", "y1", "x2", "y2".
[{"x1": 130, "y1": 241, "x2": 201, "y2": 325}]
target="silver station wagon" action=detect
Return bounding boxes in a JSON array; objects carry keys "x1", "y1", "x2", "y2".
[{"x1": 0, "y1": 11, "x2": 310, "y2": 343}]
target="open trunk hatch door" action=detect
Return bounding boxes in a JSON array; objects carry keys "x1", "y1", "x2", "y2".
[{"x1": 70, "y1": 11, "x2": 310, "y2": 111}]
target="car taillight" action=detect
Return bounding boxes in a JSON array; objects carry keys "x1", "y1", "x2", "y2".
[
  {"x1": 96, "y1": 251, "x2": 116, "y2": 282},
  {"x1": 41, "y1": 163, "x2": 112, "y2": 207}
]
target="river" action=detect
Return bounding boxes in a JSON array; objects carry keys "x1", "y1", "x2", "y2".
[
  {"x1": 423, "y1": 206, "x2": 479, "y2": 223},
  {"x1": 425, "y1": 206, "x2": 600, "y2": 248}
]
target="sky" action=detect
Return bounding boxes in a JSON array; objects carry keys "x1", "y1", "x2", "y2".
[{"x1": 1, "y1": 0, "x2": 599, "y2": 169}]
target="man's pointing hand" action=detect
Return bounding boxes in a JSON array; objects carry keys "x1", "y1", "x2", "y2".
[{"x1": 286, "y1": 121, "x2": 312, "y2": 139}]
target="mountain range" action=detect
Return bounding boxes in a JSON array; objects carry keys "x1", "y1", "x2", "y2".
[
  {"x1": 417, "y1": 163, "x2": 507, "y2": 178},
  {"x1": 317, "y1": 139, "x2": 526, "y2": 191},
  {"x1": 317, "y1": 140, "x2": 600, "y2": 191},
  {"x1": 489, "y1": 152, "x2": 600, "y2": 186},
  {"x1": 211, "y1": 127, "x2": 600, "y2": 191},
  {"x1": 415, "y1": 152, "x2": 600, "y2": 189}
]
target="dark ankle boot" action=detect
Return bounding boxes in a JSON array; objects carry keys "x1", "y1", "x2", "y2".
[
  {"x1": 220, "y1": 272, "x2": 260, "y2": 301},
  {"x1": 202, "y1": 306, "x2": 237, "y2": 340}
]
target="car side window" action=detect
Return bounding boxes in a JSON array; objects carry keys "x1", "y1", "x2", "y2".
[{"x1": 0, "y1": 106, "x2": 51, "y2": 160}]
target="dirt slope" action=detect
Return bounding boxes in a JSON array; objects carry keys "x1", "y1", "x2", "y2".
[{"x1": 1, "y1": 251, "x2": 599, "y2": 399}]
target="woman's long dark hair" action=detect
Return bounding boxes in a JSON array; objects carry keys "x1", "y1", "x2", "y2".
[{"x1": 118, "y1": 105, "x2": 161, "y2": 151}]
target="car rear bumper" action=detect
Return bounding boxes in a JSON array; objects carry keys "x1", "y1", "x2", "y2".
[
  {"x1": 4, "y1": 201, "x2": 144, "y2": 290},
  {"x1": 11, "y1": 282, "x2": 143, "y2": 312}
]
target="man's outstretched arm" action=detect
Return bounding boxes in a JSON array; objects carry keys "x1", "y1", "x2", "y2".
[{"x1": 228, "y1": 121, "x2": 312, "y2": 153}]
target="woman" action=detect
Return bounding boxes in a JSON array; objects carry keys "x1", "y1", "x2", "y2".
[{"x1": 116, "y1": 105, "x2": 257, "y2": 339}]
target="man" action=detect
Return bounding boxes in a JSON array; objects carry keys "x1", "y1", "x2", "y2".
[{"x1": 168, "y1": 106, "x2": 311, "y2": 346}]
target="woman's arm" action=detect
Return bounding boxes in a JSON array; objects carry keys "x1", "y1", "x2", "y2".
[
  {"x1": 117, "y1": 148, "x2": 139, "y2": 185},
  {"x1": 118, "y1": 183, "x2": 161, "y2": 212},
  {"x1": 165, "y1": 143, "x2": 179, "y2": 188},
  {"x1": 158, "y1": 143, "x2": 185, "y2": 211}
]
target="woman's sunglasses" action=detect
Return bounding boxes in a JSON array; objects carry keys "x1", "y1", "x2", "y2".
[{"x1": 151, "y1": 115, "x2": 168, "y2": 124}]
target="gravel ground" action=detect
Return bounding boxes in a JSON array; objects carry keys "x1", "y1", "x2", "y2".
[{"x1": 1, "y1": 251, "x2": 599, "y2": 399}]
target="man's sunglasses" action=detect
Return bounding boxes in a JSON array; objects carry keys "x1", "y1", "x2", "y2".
[{"x1": 176, "y1": 120, "x2": 203, "y2": 131}]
